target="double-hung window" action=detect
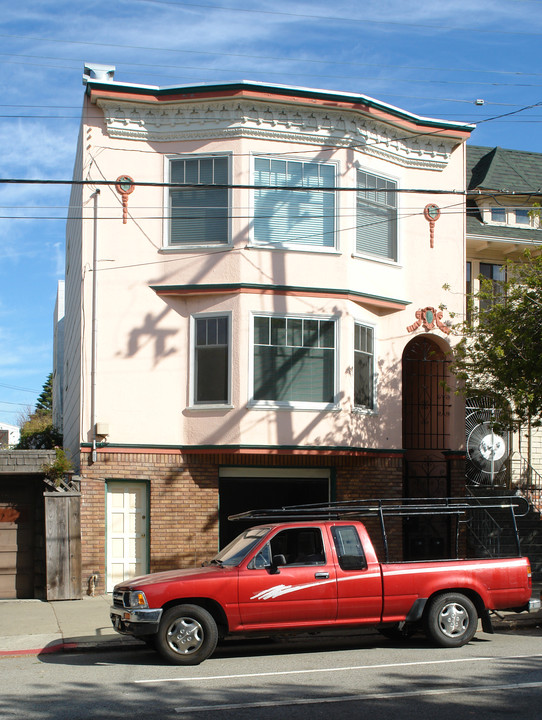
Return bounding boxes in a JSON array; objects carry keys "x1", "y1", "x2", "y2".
[
  {"x1": 253, "y1": 158, "x2": 335, "y2": 249},
  {"x1": 193, "y1": 315, "x2": 230, "y2": 405},
  {"x1": 354, "y1": 323, "x2": 374, "y2": 410},
  {"x1": 168, "y1": 156, "x2": 229, "y2": 247},
  {"x1": 253, "y1": 315, "x2": 335, "y2": 405},
  {"x1": 356, "y1": 170, "x2": 397, "y2": 261}
]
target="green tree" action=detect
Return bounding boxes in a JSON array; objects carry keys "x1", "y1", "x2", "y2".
[
  {"x1": 451, "y1": 249, "x2": 542, "y2": 434},
  {"x1": 15, "y1": 373, "x2": 62, "y2": 449},
  {"x1": 35, "y1": 372, "x2": 53, "y2": 412}
]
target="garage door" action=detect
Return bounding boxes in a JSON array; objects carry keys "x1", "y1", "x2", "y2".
[{"x1": 219, "y1": 469, "x2": 330, "y2": 548}]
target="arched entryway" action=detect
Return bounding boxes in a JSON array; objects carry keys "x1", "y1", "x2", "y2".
[{"x1": 402, "y1": 336, "x2": 453, "y2": 559}]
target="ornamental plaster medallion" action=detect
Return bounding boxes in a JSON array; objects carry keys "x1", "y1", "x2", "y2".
[
  {"x1": 424, "y1": 203, "x2": 441, "y2": 248},
  {"x1": 407, "y1": 306, "x2": 450, "y2": 334},
  {"x1": 115, "y1": 175, "x2": 135, "y2": 224}
]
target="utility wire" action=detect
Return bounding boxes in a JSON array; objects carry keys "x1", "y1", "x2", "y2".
[{"x1": 128, "y1": 0, "x2": 542, "y2": 38}]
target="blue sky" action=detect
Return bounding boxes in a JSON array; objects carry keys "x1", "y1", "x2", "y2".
[{"x1": 1, "y1": 0, "x2": 542, "y2": 427}]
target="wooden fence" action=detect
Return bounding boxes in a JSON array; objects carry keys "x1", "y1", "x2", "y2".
[{"x1": 44, "y1": 491, "x2": 81, "y2": 600}]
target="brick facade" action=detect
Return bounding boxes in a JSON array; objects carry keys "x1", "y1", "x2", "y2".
[{"x1": 79, "y1": 448, "x2": 408, "y2": 594}]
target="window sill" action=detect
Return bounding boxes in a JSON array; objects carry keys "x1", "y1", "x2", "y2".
[
  {"x1": 186, "y1": 404, "x2": 234, "y2": 412},
  {"x1": 247, "y1": 400, "x2": 340, "y2": 412},
  {"x1": 352, "y1": 406, "x2": 377, "y2": 417},
  {"x1": 351, "y1": 252, "x2": 400, "y2": 267},
  {"x1": 248, "y1": 244, "x2": 341, "y2": 255},
  {"x1": 160, "y1": 244, "x2": 231, "y2": 254}
]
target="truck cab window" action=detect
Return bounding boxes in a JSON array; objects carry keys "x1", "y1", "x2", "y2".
[
  {"x1": 269, "y1": 528, "x2": 326, "y2": 566},
  {"x1": 332, "y1": 525, "x2": 367, "y2": 571}
]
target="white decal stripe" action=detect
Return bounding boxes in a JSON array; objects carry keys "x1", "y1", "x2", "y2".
[{"x1": 250, "y1": 571, "x2": 380, "y2": 601}]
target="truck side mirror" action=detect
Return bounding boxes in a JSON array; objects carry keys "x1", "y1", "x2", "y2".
[{"x1": 270, "y1": 554, "x2": 287, "y2": 574}]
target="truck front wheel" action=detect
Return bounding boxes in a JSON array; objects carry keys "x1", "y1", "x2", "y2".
[
  {"x1": 424, "y1": 593, "x2": 478, "y2": 648},
  {"x1": 155, "y1": 604, "x2": 218, "y2": 665}
]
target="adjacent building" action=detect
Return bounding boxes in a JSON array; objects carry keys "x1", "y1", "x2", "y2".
[
  {"x1": 0, "y1": 423, "x2": 20, "y2": 448},
  {"x1": 466, "y1": 145, "x2": 542, "y2": 498},
  {"x1": 58, "y1": 65, "x2": 473, "y2": 593}
]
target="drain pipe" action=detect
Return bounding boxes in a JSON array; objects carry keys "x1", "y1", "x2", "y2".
[{"x1": 91, "y1": 189, "x2": 100, "y2": 463}]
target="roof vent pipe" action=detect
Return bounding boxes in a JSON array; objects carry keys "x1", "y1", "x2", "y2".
[{"x1": 83, "y1": 63, "x2": 116, "y2": 85}]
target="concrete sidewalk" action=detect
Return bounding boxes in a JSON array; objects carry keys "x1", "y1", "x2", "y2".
[
  {"x1": 0, "y1": 591, "x2": 540, "y2": 659},
  {"x1": 0, "y1": 595, "x2": 141, "y2": 657}
]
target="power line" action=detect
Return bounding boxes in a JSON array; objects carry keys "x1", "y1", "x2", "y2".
[
  {"x1": 0, "y1": 382, "x2": 40, "y2": 393},
  {"x1": 130, "y1": 0, "x2": 542, "y2": 38},
  {"x1": 5, "y1": 49, "x2": 542, "y2": 80},
  {"x1": 0, "y1": 178, "x2": 469, "y2": 194}
]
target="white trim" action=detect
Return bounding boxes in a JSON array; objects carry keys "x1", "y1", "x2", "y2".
[
  {"x1": 162, "y1": 151, "x2": 233, "y2": 251},
  {"x1": 353, "y1": 318, "x2": 378, "y2": 414},
  {"x1": 353, "y1": 163, "x2": 401, "y2": 264},
  {"x1": 249, "y1": 310, "x2": 340, "y2": 409},
  {"x1": 189, "y1": 310, "x2": 233, "y2": 408},
  {"x1": 248, "y1": 153, "x2": 339, "y2": 252}
]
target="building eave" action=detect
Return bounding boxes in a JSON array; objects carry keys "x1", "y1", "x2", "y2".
[
  {"x1": 85, "y1": 78, "x2": 474, "y2": 139},
  {"x1": 150, "y1": 282, "x2": 410, "y2": 313}
]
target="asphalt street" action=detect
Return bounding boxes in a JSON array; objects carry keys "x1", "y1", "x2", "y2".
[{"x1": 2, "y1": 625, "x2": 541, "y2": 720}]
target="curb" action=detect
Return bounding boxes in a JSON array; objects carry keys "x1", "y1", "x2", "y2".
[{"x1": 0, "y1": 638, "x2": 142, "y2": 658}]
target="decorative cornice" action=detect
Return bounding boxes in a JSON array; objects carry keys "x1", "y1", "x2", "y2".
[{"x1": 96, "y1": 97, "x2": 457, "y2": 170}]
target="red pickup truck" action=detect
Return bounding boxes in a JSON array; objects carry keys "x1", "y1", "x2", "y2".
[{"x1": 110, "y1": 499, "x2": 540, "y2": 665}]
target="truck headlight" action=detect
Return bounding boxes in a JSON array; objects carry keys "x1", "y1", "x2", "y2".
[{"x1": 126, "y1": 590, "x2": 148, "y2": 609}]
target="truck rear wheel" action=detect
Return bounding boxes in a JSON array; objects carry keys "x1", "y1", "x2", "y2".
[
  {"x1": 155, "y1": 604, "x2": 218, "y2": 665},
  {"x1": 424, "y1": 593, "x2": 478, "y2": 648}
]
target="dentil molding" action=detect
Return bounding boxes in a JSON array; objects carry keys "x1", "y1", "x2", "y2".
[{"x1": 96, "y1": 98, "x2": 456, "y2": 170}]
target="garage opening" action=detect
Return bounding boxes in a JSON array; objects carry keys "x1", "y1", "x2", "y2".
[{"x1": 218, "y1": 469, "x2": 330, "y2": 548}]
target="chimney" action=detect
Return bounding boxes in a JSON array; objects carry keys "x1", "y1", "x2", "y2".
[{"x1": 83, "y1": 63, "x2": 116, "y2": 85}]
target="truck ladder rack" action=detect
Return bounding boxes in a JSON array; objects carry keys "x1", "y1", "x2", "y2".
[{"x1": 228, "y1": 496, "x2": 529, "y2": 562}]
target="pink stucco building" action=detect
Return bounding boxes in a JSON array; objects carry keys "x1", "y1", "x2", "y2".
[{"x1": 59, "y1": 65, "x2": 472, "y2": 592}]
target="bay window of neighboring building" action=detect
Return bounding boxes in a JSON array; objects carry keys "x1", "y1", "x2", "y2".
[
  {"x1": 253, "y1": 158, "x2": 336, "y2": 249},
  {"x1": 354, "y1": 323, "x2": 375, "y2": 411},
  {"x1": 252, "y1": 315, "x2": 336, "y2": 405},
  {"x1": 168, "y1": 155, "x2": 229, "y2": 247},
  {"x1": 356, "y1": 170, "x2": 398, "y2": 261},
  {"x1": 193, "y1": 314, "x2": 230, "y2": 405},
  {"x1": 479, "y1": 262, "x2": 505, "y2": 311}
]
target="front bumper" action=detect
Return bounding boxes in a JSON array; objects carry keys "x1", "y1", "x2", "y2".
[{"x1": 110, "y1": 606, "x2": 163, "y2": 636}]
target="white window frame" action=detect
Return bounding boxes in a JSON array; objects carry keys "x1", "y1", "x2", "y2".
[
  {"x1": 189, "y1": 311, "x2": 233, "y2": 409},
  {"x1": 489, "y1": 206, "x2": 507, "y2": 225},
  {"x1": 162, "y1": 153, "x2": 232, "y2": 251},
  {"x1": 484, "y1": 202, "x2": 535, "y2": 229},
  {"x1": 353, "y1": 165, "x2": 400, "y2": 265},
  {"x1": 248, "y1": 311, "x2": 340, "y2": 411},
  {"x1": 514, "y1": 207, "x2": 531, "y2": 226},
  {"x1": 249, "y1": 154, "x2": 339, "y2": 253},
  {"x1": 353, "y1": 320, "x2": 377, "y2": 414}
]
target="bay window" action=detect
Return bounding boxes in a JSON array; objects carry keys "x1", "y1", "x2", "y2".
[
  {"x1": 253, "y1": 158, "x2": 335, "y2": 249},
  {"x1": 253, "y1": 315, "x2": 336, "y2": 404},
  {"x1": 168, "y1": 156, "x2": 229, "y2": 247},
  {"x1": 356, "y1": 170, "x2": 397, "y2": 261}
]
